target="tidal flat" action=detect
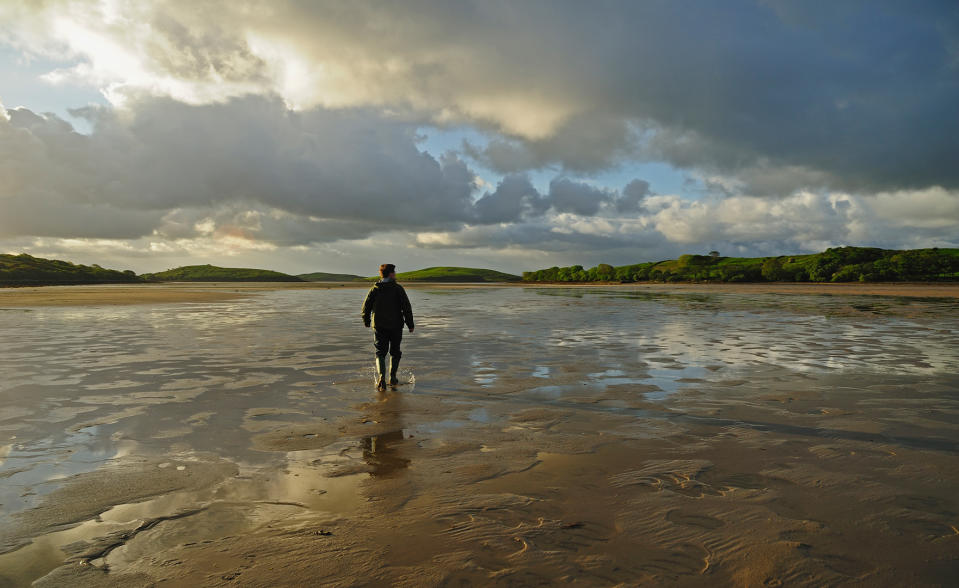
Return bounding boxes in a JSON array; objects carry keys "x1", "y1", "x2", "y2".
[{"x1": 0, "y1": 285, "x2": 957, "y2": 586}]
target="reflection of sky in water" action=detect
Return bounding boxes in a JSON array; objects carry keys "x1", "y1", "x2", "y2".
[
  {"x1": 0, "y1": 425, "x2": 130, "y2": 516},
  {"x1": 642, "y1": 366, "x2": 713, "y2": 401},
  {"x1": 0, "y1": 286, "x2": 957, "y2": 547},
  {"x1": 532, "y1": 366, "x2": 550, "y2": 378},
  {"x1": 471, "y1": 358, "x2": 498, "y2": 386}
]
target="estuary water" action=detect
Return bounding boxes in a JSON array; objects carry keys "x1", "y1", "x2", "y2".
[{"x1": 0, "y1": 286, "x2": 957, "y2": 586}]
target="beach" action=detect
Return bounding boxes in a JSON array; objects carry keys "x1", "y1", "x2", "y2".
[
  {"x1": 1, "y1": 284, "x2": 957, "y2": 585},
  {"x1": 1, "y1": 280, "x2": 957, "y2": 308}
]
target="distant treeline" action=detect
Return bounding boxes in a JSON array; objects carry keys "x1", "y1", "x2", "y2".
[
  {"x1": 522, "y1": 247, "x2": 959, "y2": 283},
  {"x1": 0, "y1": 253, "x2": 141, "y2": 286}
]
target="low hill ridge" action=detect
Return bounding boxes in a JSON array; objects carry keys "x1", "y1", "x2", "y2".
[
  {"x1": 142, "y1": 264, "x2": 303, "y2": 282},
  {"x1": 0, "y1": 253, "x2": 141, "y2": 286},
  {"x1": 297, "y1": 271, "x2": 366, "y2": 282}
]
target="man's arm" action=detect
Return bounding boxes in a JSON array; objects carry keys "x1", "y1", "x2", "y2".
[
  {"x1": 361, "y1": 287, "x2": 377, "y2": 327},
  {"x1": 400, "y1": 286, "x2": 414, "y2": 332}
]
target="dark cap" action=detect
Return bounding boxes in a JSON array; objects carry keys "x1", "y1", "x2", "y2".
[{"x1": 379, "y1": 263, "x2": 396, "y2": 277}]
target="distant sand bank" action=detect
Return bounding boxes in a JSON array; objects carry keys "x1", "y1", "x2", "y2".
[
  {"x1": 597, "y1": 281, "x2": 959, "y2": 298},
  {"x1": 1, "y1": 280, "x2": 957, "y2": 307},
  {"x1": 0, "y1": 283, "x2": 269, "y2": 306}
]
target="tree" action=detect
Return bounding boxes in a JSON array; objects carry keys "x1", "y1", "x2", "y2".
[
  {"x1": 709, "y1": 251, "x2": 720, "y2": 258},
  {"x1": 761, "y1": 257, "x2": 787, "y2": 281}
]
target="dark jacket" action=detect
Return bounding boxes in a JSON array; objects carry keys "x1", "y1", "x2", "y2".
[{"x1": 362, "y1": 279, "x2": 414, "y2": 330}]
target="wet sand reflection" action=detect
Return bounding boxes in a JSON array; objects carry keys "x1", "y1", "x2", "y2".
[
  {"x1": 0, "y1": 286, "x2": 957, "y2": 585},
  {"x1": 361, "y1": 390, "x2": 411, "y2": 477}
]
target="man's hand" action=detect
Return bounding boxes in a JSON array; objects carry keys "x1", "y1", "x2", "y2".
[
  {"x1": 364, "y1": 320, "x2": 371, "y2": 328},
  {"x1": 409, "y1": 326, "x2": 414, "y2": 333}
]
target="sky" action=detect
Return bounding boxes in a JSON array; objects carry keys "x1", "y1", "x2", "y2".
[{"x1": 0, "y1": 1, "x2": 957, "y2": 275}]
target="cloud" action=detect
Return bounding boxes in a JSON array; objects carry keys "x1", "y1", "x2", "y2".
[
  {"x1": 416, "y1": 188, "x2": 959, "y2": 268},
  {"x1": 1, "y1": 1, "x2": 957, "y2": 274},
  {"x1": 546, "y1": 178, "x2": 611, "y2": 216},
  {"x1": 0, "y1": 96, "x2": 663, "y2": 257},
  {"x1": 3, "y1": 95, "x2": 955, "y2": 275},
  {"x1": 463, "y1": 114, "x2": 639, "y2": 173},
  {"x1": 618, "y1": 179, "x2": 651, "y2": 212},
  {"x1": 869, "y1": 186, "x2": 959, "y2": 230},
  {"x1": 0, "y1": 96, "x2": 481, "y2": 242},
  {"x1": 3, "y1": 0, "x2": 956, "y2": 192},
  {"x1": 472, "y1": 175, "x2": 547, "y2": 223}
]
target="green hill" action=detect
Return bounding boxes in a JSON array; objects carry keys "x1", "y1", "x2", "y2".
[
  {"x1": 523, "y1": 247, "x2": 959, "y2": 284},
  {"x1": 297, "y1": 271, "x2": 366, "y2": 282},
  {"x1": 372, "y1": 266, "x2": 521, "y2": 282},
  {"x1": 0, "y1": 253, "x2": 142, "y2": 286},
  {"x1": 142, "y1": 264, "x2": 303, "y2": 282}
]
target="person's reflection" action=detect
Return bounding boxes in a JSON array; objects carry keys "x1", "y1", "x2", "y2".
[{"x1": 360, "y1": 389, "x2": 410, "y2": 477}]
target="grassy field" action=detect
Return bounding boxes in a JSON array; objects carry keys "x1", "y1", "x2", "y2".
[
  {"x1": 297, "y1": 272, "x2": 366, "y2": 282},
  {"x1": 0, "y1": 254, "x2": 141, "y2": 286},
  {"x1": 142, "y1": 264, "x2": 303, "y2": 282}
]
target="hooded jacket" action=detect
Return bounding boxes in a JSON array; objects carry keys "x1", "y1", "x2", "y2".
[{"x1": 361, "y1": 279, "x2": 414, "y2": 330}]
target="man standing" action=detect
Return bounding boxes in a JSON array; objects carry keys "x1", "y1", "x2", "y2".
[{"x1": 362, "y1": 264, "x2": 415, "y2": 391}]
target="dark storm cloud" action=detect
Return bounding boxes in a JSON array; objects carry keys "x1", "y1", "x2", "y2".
[
  {"x1": 421, "y1": 0, "x2": 959, "y2": 192},
  {"x1": 472, "y1": 175, "x2": 635, "y2": 222},
  {"x1": 472, "y1": 175, "x2": 547, "y2": 224},
  {"x1": 78, "y1": 97, "x2": 476, "y2": 225},
  {"x1": 597, "y1": 0, "x2": 959, "y2": 192},
  {"x1": 617, "y1": 179, "x2": 651, "y2": 212},
  {"x1": 0, "y1": 97, "x2": 483, "y2": 240},
  {"x1": 463, "y1": 113, "x2": 639, "y2": 174},
  {"x1": 1, "y1": 98, "x2": 646, "y2": 244},
  {"x1": 546, "y1": 178, "x2": 611, "y2": 216},
  {"x1": 10, "y1": 0, "x2": 957, "y2": 193}
]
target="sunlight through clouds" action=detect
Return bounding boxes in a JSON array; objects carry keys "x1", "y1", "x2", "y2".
[{"x1": 0, "y1": 0, "x2": 956, "y2": 273}]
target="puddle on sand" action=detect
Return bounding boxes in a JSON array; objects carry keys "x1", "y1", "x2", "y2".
[{"x1": 641, "y1": 365, "x2": 715, "y2": 400}]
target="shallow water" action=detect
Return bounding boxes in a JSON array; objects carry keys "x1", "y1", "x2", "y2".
[{"x1": 1, "y1": 286, "x2": 958, "y2": 585}]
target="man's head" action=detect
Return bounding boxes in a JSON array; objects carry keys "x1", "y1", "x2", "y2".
[{"x1": 379, "y1": 263, "x2": 396, "y2": 279}]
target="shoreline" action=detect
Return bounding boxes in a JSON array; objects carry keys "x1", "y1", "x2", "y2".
[
  {"x1": 531, "y1": 281, "x2": 959, "y2": 298},
  {"x1": 0, "y1": 280, "x2": 957, "y2": 307}
]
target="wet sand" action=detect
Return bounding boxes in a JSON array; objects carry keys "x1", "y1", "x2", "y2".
[
  {"x1": 1, "y1": 280, "x2": 957, "y2": 308},
  {"x1": 0, "y1": 286, "x2": 957, "y2": 586},
  {"x1": 0, "y1": 284, "x2": 253, "y2": 307},
  {"x1": 602, "y1": 281, "x2": 959, "y2": 298}
]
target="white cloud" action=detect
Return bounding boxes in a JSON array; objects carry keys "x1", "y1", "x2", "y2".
[{"x1": 870, "y1": 187, "x2": 959, "y2": 229}]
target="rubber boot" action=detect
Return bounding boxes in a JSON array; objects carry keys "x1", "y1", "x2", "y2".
[
  {"x1": 389, "y1": 356, "x2": 401, "y2": 387},
  {"x1": 375, "y1": 355, "x2": 387, "y2": 391}
]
